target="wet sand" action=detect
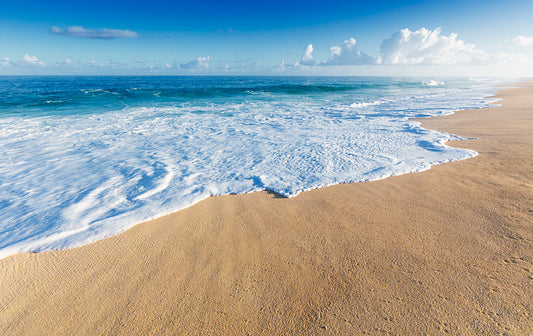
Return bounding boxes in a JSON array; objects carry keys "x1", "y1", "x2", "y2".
[{"x1": 1, "y1": 82, "x2": 532, "y2": 335}]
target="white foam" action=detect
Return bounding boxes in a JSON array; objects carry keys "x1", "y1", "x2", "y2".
[
  {"x1": 350, "y1": 100, "x2": 383, "y2": 108},
  {"x1": 423, "y1": 80, "x2": 445, "y2": 86},
  {"x1": 136, "y1": 162, "x2": 175, "y2": 200},
  {"x1": 0, "y1": 80, "x2": 500, "y2": 259}
]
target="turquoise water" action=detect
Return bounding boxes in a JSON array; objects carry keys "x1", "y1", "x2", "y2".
[{"x1": 0, "y1": 76, "x2": 501, "y2": 258}]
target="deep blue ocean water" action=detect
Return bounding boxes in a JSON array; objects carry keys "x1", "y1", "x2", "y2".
[{"x1": 0, "y1": 76, "x2": 502, "y2": 258}]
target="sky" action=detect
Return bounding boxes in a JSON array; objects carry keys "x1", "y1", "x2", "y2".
[{"x1": 1, "y1": 0, "x2": 533, "y2": 76}]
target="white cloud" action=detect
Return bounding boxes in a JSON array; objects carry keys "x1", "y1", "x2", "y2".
[
  {"x1": 50, "y1": 26, "x2": 138, "y2": 39},
  {"x1": 134, "y1": 60, "x2": 155, "y2": 70},
  {"x1": 179, "y1": 57, "x2": 210, "y2": 70},
  {"x1": 90, "y1": 60, "x2": 105, "y2": 67},
  {"x1": 274, "y1": 60, "x2": 287, "y2": 72},
  {"x1": 284, "y1": 27, "x2": 530, "y2": 75},
  {"x1": 1, "y1": 55, "x2": 45, "y2": 67},
  {"x1": 320, "y1": 38, "x2": 375, "y2": 66},
  {"x1": 507, "y1": 35, "x2": 533, "y2": 47},
  {"x1": 1, "y1": 57, "x2": 13, "y2": 67},
  {"x1": 295, "y1": 44, "x2": 316, "y2": 66},
  {"x1": 55, "y1": 58, "x2": 72, "y2": 66},
  {"x1": 379, "y1": 27, "x2": 488, "y2": 65},
  {"x1": 21, "y1": 54, "x2": 45, "y2": 66}
]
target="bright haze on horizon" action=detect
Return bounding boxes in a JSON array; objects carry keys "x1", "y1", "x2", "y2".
[{"x1": 1, "y1": 0, "x2": 533, "y2": 77}]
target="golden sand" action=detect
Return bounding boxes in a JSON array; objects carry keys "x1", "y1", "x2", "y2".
[{"x1": 1, "y1": 82, "x2": 532, "y2": 335}]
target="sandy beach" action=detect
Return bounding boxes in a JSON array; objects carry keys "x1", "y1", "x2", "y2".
[{"x1": 1, "y1": 81, "x2": 532, "y2": 335}]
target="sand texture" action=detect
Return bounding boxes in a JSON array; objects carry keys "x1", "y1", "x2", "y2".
[{"x1": 1, "y1": 82, "x2": 532, "y2": 335}]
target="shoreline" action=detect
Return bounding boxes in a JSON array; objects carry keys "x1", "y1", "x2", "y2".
[
  {"x1": 1, "y1": 82, "x2": 532, "y2": 335},
  {"x1": 0, "y1": 79, "x2": 501, "y2": 261}
]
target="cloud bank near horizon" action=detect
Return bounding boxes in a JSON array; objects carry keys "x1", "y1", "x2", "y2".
[
  {"x1": 294, "y1": 38, "x2": 375, "y2": 67},
  {"x1": 379, "y1": 27, "x2": 488, "y2": 65},
  {"x1": 295, "y1": 27, "x2": 490, "y2": 68},
  {"x1": 321, "y1": 38, "x2": 375, "y2": 66},
  {"x1": 507, "y1": 35, "x2": 533, "y2": 47},
  {"x1": 179, "y1": 57, "x2": 211, "y2": 70},
  {"x1": 50, "y1": 26, "x2": 138, "y2": 39},
  {"x1": 3, "y1": 27, "x2": 533, "y2": 76},
  {"x1": 1, "y1": 54, "x2": 46, "y2": 67}
]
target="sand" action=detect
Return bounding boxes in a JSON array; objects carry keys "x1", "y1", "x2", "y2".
[{"x1": 1, "y1": 82, "x2": 532, "y2": 335}]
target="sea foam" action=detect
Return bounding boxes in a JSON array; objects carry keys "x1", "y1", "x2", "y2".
[{"x1": 0, "y1": 76, "x2": 503, "y2": 259}]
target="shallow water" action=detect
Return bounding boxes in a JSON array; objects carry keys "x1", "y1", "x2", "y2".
[{"x1": 0, "y1": 76, "x2": 502, "y2": 258}]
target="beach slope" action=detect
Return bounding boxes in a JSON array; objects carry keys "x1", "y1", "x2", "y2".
[{"x1": 1, "y1": 82, "x2": 532, "y2": 335}]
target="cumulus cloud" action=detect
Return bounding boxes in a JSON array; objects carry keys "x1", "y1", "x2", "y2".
[
  {"x1": 90, "y1": 60, "x2": 105, "y2": 67},
  {"x1": 134, "y1": 59, "x2": 155, "y2": 70},
  {"x1": 50, "y1": 26, "x2": 138, "y2": 39},
  {"x1": 286, "y1": 27, "x2": 505, "y2": 73},
  {"x1": 1, "y1": 57, "x2": 13, "y2": 67},
  {"x1": 273, "y1": 60, "x2": 287, "y2": 71},
  {"x1": 320, "y1": 38, "x2": 375, "y2": 66},
  {"x1": 379, "y1": 27, "x2": 487, "y2": 64},
  {"x1": 179, "y1": 57, "x2": 210, "y2": 69},
  {"x1": 507, "y1": 35, "x2": 533, "y2": 46},
  {"x1": 55, "y1": 58, "x2": 72, "y2": 66},
  {"x1": 295, "y1": 44, "x2": 317, "y2": 66},
  {"x1": 21, "y1": 54, "x2": 45, "y2": 66},
  {"x1": 1, "y1": 55, "x2": 45, "y2": 67}
]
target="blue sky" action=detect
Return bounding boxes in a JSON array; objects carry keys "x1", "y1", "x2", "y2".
[{"x1": 2, "y1": 0, "x2": 533, "y2": 76}]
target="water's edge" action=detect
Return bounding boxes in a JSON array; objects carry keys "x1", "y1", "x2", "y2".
[{"x1": 0, "y1": 77, "x2": 510, "y2": 259}]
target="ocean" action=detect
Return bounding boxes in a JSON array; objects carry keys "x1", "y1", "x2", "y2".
[{"x1": 0, "y1": 76, "x2": 502, "y2": 259}]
